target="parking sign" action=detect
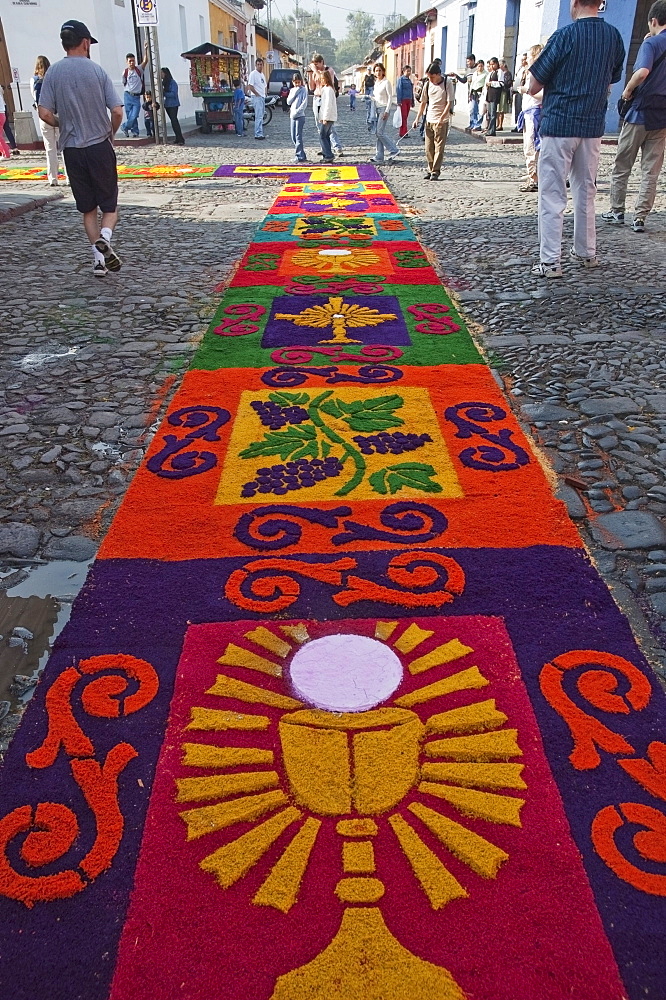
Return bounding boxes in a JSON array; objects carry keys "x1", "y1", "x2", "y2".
[{"x1": 135, "y1": 0, "x2": 159, "y2": 26}]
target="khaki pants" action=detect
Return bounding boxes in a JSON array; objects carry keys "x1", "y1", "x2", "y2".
[
  {"x1": 425, "y1": 120, "x2": 450, "y2": 177},
  {"x1": 538, "y1": 135, "x2": 601, "y2": 263},
  {"x1": 523, "y1": 113, "x2": 539, "y2": 184},
  {"x1": 609, "y1": 120, "x2": 666, "y2": 219}
]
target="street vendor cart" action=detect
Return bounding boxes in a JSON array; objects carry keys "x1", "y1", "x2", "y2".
[{"x1": 181, "y1": 42, "x2": 245, "y2": 133}]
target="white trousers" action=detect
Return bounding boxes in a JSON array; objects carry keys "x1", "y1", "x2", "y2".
[
  {"x1": 537, "y1": 135, "x2": 602, "y2": 263},
  {"x1": 39, "y1": 118, "x2": 64, "y2": 183}
]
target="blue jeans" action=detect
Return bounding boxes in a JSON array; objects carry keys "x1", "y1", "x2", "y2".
[
  {"x1": 319, "y1": 121, "x2": 333, "y2": 161},
  {"x1": 469, "y1": 95, "x2": 482, "y2": 129},
  {"x1": 375, "y1": 112, "x2": 399, "y2": 161},
  {"x1": 365, "y1": 91, "x2": 376, "y2": 131},
  {"x1": 313, "y1": 98, "x2": 342, "y2": 152},
  {"x1": 350, "y1": 96, "x2": 356, "y2": 110},
  {"x1": 123, "y1": 92, "x2": 141, "y2": 136},
  {"x1": 486, "y1": 101, "x2": 498, "y2": 136},
  {"x1": 233, "y1": 107, "x2": 244, "y2": 135},
  {"x1": 252, "y1": 96, "x2": 265, "y2": 138},
  {"x1": 291, "y1": 115, "x2": 306, "y2": 160}
]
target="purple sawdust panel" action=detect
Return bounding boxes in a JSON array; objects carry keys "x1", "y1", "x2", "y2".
[
  {"x1": 211, "y1": 165, "x2": 383, "y2": 181},
  {"x1": 0, "y1": 547, "x2": 664, "y2": 999},
  {"x1": 261, "y1": 294, "x2": 411, "y2": 347}
]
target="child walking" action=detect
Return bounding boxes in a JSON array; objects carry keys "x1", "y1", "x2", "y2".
[
  {"x1": 232, "y1": 78, "x2": 245, "y2": 136},
  {"x1": 317, "y1": 69, "x2": 337, "y2": 164},
  {"x1": 348, "y1": 84, "x2": 357, "y2": 111},
  {"x1": 287, "y1": 72, "x2": 308, "y2": 162}
]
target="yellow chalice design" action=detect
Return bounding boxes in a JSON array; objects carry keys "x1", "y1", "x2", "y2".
[
  {"x1": 275, "y1": 295, "x2": 396, "y2": 345},
  {"x1": 177, "y1": 623, "x2": 526, "y2": 999}
]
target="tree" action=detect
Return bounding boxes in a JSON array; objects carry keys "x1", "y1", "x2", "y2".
[
  {"x1": 271, "y1": 9, "x2": 337, "y2": 70},
  {"x1": 337, "y1": 11, "x2": 376, "y2": 69}
]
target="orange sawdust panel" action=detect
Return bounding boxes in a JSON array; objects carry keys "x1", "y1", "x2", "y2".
[{"x1": 98, "y1": 367, "x2": 580, "y2": 561}]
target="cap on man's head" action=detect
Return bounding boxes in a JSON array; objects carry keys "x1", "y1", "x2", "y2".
[{"x1": 60, "y1": 19, "x2": 98, "y2": 44}]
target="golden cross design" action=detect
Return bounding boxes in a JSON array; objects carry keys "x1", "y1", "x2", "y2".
[{"x1": 274, "y1": 296, "x2": 397, "y2": 345}]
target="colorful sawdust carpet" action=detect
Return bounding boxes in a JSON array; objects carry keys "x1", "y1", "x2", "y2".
[
  {"x1": 0, "y1": 164, "x2": 665, "y2": 1000},
  {"x1": 0, "y1": 164, "x2": 379, "y2": 183}
]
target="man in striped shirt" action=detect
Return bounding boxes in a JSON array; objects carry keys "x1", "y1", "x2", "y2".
[{"x1": 528, "y1": 0, "x2": 625, "y2": 278}]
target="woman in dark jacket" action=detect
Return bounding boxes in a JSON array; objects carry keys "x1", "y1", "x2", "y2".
[
  {"x1": 161, "y1": 67, "x2": 185, "y2": 145},
  {"x1": 483, "y1": 58, "x2": 502, "y2": 137}
]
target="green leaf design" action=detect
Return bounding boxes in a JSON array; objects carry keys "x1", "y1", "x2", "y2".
[
  {"x1": 321, "y1": 440, "x2": 332, "y2": 458},
  {"x1": 368, "y1": 469, "x2": 389, "y2": 495},
  {"x1": 240, "y1": 425, "x2": 317, "y2": 461},
  {"x1": 370, "y1": 462, "x2": 443, "y2": 496},
  {"x1": 340, "y1": 394, "x2": 406, "y2": 433},
  {"x1": 320, "y1": 399, "x2": 345, "y2": 419},
  {"x1": 268, "y1": 391, "x2": 310, "y2": 406},
  {"x1": 291, "y1": 442, "x2": 320, "y2": 461}
]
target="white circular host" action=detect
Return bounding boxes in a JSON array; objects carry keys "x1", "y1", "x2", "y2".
[{"x1": 289, "y1": 634, "x2": 403, "y2": 712}]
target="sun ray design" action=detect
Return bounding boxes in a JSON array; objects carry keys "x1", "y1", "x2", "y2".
[
  {"x1": 176, "y1": 770, "x2": 280, "y2": 803},
  {"x1": 394, "y1": 667, "x2": 489, "y2": 708},
  {"x1": 425, "y1": 700, "x2": 508, "y2": 735},
  {"x1": 181, "y1": 743, "x2": 274, "y2": 768},
  {"x1": 217, "y1": 643, "x2": 283, "y2": 678},
  {"x1": 280, "y1": 624, "x2": 311, "y2": 644},
  {"x1": 244, "y1": 627, "x2": 292, "y2": 658},
  {"x1": 420, "y1": 762, "x2": 526, "y2": 791},
  {"x1": 375, "y1": 621, "x2": 399, "y2": 641},
  {"x1": 419, "y1": 782, "x2": 525, "y2": 826},
  {"x1": 408, "y1": 639, "x2": 475, "y2": 675},
  {"x1": 254, "y1": 817, "x2": 322, "y2": 913},
  {"x1": 388, "y1": 814, "x2": 468, "y2": 908},
  {"x1": 180, "y1": 790, "x2": 289, "y2": 840},
  {"x1": 393, "y1": 623, "x2": 435, "y2": 654},
  {"x1": 408, "y1": 802, "x2": 510, "y2": 878},
  {"x1": 176, "y1": 617, "x2": 529, "y2": 995},
  {"x1": 200, "y1": 807, "x2": 302, "y2": 889},
  {"x1": 424, "y1": 729, "x2": 522, "y2": 760},
  {"x1": 206, "y1": 673, "x2": 303, "y2": 710},
  {"x1": 185, "y1": 707, "x2": 271, "y2": 731}
]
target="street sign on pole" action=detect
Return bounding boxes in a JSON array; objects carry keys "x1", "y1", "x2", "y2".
[
  {"x1": 135, "y1": 0, "x2": 159, "y2": 27},
  {"x1": 11, "y1": 67, "x2": 20, "y2": 82},
  {"x1": 266, "y1": 49, "x2": 278, "y2": 65}
]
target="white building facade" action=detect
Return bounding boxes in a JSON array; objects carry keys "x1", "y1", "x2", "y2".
[
  {"x1": 433, "y1": 0, "x2": 650, "y2": 134},
  {"x1": 1, "y1": 0, "x2": 211, "y2": 124}
]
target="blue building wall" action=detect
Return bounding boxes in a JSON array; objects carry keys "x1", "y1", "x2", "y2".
[{"x1": 550, "y1": 0, "x2": 637, "y2": 132}]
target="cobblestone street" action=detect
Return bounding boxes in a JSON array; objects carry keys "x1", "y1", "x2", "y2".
[{"x1": 0, "y1": 105, "x2": 665, "y2": 751}]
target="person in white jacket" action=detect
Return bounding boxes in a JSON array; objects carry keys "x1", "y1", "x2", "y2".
[
  {"x1": 31, "y1": 56, "x2": 67, "y2": 185},
  {"x1": 317, "y1": 70, "x2": 337, "y2": 164},
  {"x1": 371, "y1": 63, "x2": 399, "y2": 164}
]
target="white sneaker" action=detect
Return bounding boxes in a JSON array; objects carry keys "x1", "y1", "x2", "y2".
[
  {"x1": 94, "y1": 237, "x2": 122, "y2": 273},
  {"x1": 569, "y1": 247, "x2": 599, "y2": 268},
  {"x1": 531, "y1": 262, "x2": 563, "y2": 279},
  {"x1": 387, "y1": 154, "x2": 399, "y2": 163},
  {"x1": 49, "y1": 179, "x2": 58, "y2": 187},
  {"x1": 93, "y1": 261, "x2": 108, "y2": 278}
]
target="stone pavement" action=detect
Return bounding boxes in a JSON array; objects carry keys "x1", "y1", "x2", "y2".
[{"x1": 0, "y1": 105, "x2": 664, "y2": 752}]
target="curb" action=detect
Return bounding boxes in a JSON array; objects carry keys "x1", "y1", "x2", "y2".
[{"x1": 0, "y1": 190, "x2": 64, "y2": 224}]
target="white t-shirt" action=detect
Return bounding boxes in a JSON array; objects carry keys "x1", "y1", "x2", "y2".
[
  {"x1": 425, "y1": 79, "x2": 452, "y2": 123},
  {"x1": 247, "y1": 70, "x2": 266, "y2": 99},
  {"x1": 0, "y1": 90, "x2": 5, "y2": 114},
  {"x1": 522, "y1": 72, "x2": 541, "y2": 110}
]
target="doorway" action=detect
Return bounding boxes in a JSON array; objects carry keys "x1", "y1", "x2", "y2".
[
  {"x1": 625, "y1": 0, "x2": 652, "y2": 81},
  {"x1": 503, "y1": 0, "x2": 521, "y2": 72}
]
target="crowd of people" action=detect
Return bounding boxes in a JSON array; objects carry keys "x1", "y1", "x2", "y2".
[{"x1": 13, "y1": 1, "x2": 665, "y2": 283}]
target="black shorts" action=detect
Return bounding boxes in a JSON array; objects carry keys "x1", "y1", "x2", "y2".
[{"x1": 63, "y1": 139, "x2": 118, "y2": 214}]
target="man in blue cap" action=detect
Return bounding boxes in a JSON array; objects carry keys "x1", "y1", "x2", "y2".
[{"x1": 38, "y1": 20, "x2": 124, "y2": 277}]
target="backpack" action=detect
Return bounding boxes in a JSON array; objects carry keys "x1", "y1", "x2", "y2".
[{"x1": 280, "y1": 84, "x2": 289, "y2": 98}]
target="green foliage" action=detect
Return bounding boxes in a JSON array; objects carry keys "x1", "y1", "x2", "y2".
[
  {"x1": 369, "y1": 463, "x2": 443, "y2": 496},
  {"x1": 337, "y1": 11, "x2": 376, "y2": 69},
  {"x1": 319, "y1": 394, "x2": 405, "y2": 432},
  {"x1": 268, "y1": 391, "x2": 310, "y2": 406},
  {"x1": 240, "y1": 425, "x2": 317, "y2": 461}
]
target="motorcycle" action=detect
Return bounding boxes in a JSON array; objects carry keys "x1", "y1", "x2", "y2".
[{"x1": 243, "y1": 95, "x2": 278, "y2": 129}]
